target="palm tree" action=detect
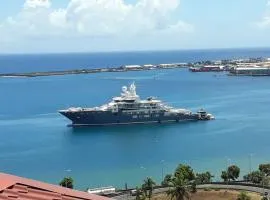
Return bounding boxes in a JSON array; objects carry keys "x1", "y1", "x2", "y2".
[
  {"x1": 142, "y1": 177, "x2": 156, "y2": 200},
  {"x1": 166, "y1": 176, "x2": 190, "y2": 200}
]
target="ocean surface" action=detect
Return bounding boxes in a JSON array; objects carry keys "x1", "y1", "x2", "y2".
[
  {"x1": 1, "y1": 49, "x2": 270, "y2": 190},
  {"x1": 1, "y1": 48, "x2": 270, "y2": 73}
]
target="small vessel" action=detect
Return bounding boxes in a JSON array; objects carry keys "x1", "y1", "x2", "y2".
[{"x1": 59, "y1": 83, "x2": 214, "y2": 126}]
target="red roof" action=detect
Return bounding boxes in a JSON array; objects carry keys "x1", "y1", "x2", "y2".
[{"x1": 0, "y1": 173, "x2": 110, "y2": 200}]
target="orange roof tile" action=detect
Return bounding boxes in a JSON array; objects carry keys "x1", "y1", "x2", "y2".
[{"x1": 0, "y1": 173, "x2": 110, "y2": 200}]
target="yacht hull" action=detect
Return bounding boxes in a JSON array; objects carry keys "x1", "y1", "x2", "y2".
[{"x1": 59, "y1": 110, "x2": 201, "y2": 126}]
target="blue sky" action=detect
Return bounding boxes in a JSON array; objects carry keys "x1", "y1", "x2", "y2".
[{"x1": 0, "y1": 0, "x2": 270, "y2": 53}]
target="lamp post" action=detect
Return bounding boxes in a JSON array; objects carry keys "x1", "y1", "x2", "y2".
[
  {"x1": 249, "y1": 153, "x2": 254, "y2": 174},
  {"x1": 140, "y1": 164, "x2": 147, "y2": 184},
  {"x1": 226, "y1": 157, "x2": 231, "y2": 189},
  {"x1": 161, "y1": 160, "x2": 165, "y2": 182}
]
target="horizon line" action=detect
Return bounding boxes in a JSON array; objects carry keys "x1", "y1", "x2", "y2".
[{"x1": 1, "y1": 46, "x2": 270, "y2": 56}]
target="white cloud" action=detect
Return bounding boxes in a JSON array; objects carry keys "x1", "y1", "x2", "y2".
[
  {"x1": 256, "y1": 0, "x2": 270, "y2": 28},
  {"x1": 24, "y1": 0, "x2": 51, "y2": 9},
  {"x1": 0, "y1": 0, "x2": 193, "y2": 52},
  {"x1": 257, "y1": 16, "x2": 270, "y2": 28}
]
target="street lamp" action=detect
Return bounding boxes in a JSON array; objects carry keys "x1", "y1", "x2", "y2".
[
  {"x1": 161, "y1": 160, "x2": 165, "y2": 181},
  {"x1": 227, "y1": 158, "x2": 231, "y2": 167},
  {"x1": 225, "y1": 157, "x2": 231, "y2": 190},
  {"x1": 248, "y1": 153, "x2": 254, "y2": 174}
]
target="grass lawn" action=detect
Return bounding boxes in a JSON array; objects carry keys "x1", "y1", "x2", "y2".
[{"x1": 152, "y1": 189, "x2": 262, "y2": 200}]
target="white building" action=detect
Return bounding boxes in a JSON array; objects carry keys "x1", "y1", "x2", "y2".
[{"x1": 124, "y1": 65, "x2": 142, "y2": 69}]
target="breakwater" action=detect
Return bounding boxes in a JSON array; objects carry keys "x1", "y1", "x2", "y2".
[
  {"x1": 0, "y1": 63, "x2": 187, "y2": 78},
  {"x1": 1, "y1": 56, "x2": 269, "y2": 78}
]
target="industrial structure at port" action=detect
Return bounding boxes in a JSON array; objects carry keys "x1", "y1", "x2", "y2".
[
  {"x1": 188, "y1": 57, "x2": 270, "y2": 76},
  {"x1": 59, "y1": 83, "x2": 214, "y2": 126}
]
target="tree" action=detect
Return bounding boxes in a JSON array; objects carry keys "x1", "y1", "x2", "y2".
[
  {"x1": 195, "y1": 172, "x2": 214, "y2": 184},
  {"x1": 135, "y1": 187, "x2": 145, "y2": 200},
  {"x1": 174, "y1": 164, "x2": 195, "y2": 181},
  {"x1": 166, "y1": 175, "x2": 190, "y2": 200},
  {"x1": 262, "y1": 176, "x2": 270, "y2": 186},
  {"x1": 142, "y1": 177, "x2": 156, "y2": 200},
  {"x1": 228, "y1": 165, "x2": 240, "y2": 181},
  {"x1": 162, "y1": 174, "x2": 173, "y2": 187},
  {"x1": 237, "y1": 191, "x2": 251, "y2": 200},
  {"x1": 221, "y1": 171, "x2": 229, "y2": 182},
  {"x1": 243, "y1": 171, "x2": 264, "y2": 184},
  {"x1": 190, "y1": 181, "x2": 197, "y2": 193},
  {"x1": 59, "y1": 177, "x2": 74, "y2": 189},
  {"x1": 259, "y1": 164, "x2": 270, "y2": 176}
]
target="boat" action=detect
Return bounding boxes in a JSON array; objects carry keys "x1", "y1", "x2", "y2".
[{"x1": 59, "y1": 83, "x2": 214, "y2": 126}]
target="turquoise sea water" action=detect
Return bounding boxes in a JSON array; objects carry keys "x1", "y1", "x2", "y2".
[
  {"x1": 1, "y1": 68, "x2": 270, "y2": 189},
  {"x1": 1, "y1": 49, "x2": 270, "y2": 190}
]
